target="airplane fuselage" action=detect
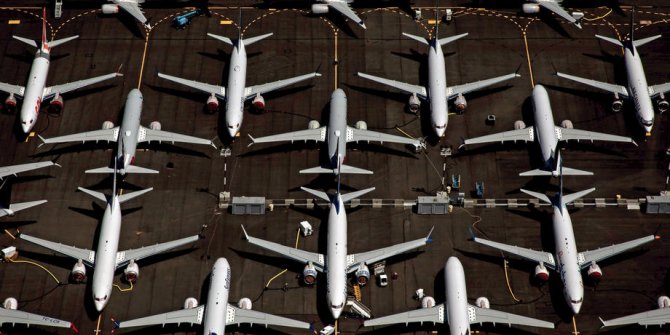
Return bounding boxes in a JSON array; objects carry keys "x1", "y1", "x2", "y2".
[
  {"x1": 444, "y1": 257, "x2": 471, "y2": 335},
  {"x1": 624, "y1": 46, "x2": 655, "y2": 134},
  {"x1": 117, "y1": 89, "x2": 143, "y2": 174},
  {"x1": 326, "y1": 89, "x2": 348, "y2": 168},
  {"x1": 224, "y1": 42, "x2": 248, "y2": 137},
  {"x1": 91, "y1": 197, "x2": 123, "y2": 311},
  {"x1": 326, "y1": 195, "x2": 348, "y2": 319},
  {"x1": 203, "y1": 257, "x2": 232, "y2": 334},
  {"x1": 532, "y1": 85, "x2": 559, "y2": 168},
  {"x1": 427, "y1": 41, "x2": 448, "y2": 137},
  {"x1": 551, "y1": 202, "x2": 584, "y2": 315},
  {"x1": 20, "y1": 48, "x2": 51, "y2": 133}
]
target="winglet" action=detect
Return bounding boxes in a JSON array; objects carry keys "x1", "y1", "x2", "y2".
[
  {"x1": 111, "y1": 317, "x2": 120, "y2": 329},
  {"x1": 240, "y1": 224, "x2": 250, "y2": 240},
  {"x1": 70, "y1": 324, "x2": 79, "y2": 333},
  {"x1": 37, "y1": 135, "x2": 47, "y2": 147},
  {"x1": 598, "y1": 317, "x2": 608, "y2": 328},
  {"x1": 654, "y1": 224, "x2": 662, "y2": 239},
  {"x1": 467, "y1": 226, "x2": 476, "y2": 241},
  {"x1": 247, "y1": 134, "x2": 256, "y2": 147},
  {"x1": 116, "y1": 63, "x2": 124, "y2": 76},
  {"x1": 426, "y1": 226, "x2": 435, "y2": 243}
]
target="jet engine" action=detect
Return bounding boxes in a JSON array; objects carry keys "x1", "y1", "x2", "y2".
[
  {"x1": 49, "y1": 93, "x2": 64, "y2": 114},
  {"x1": 354, "y1": 264, "x2": 370, "y2": 286},
  {"x1": 658, "y1": 93, "x2": 669, "y2": 113},
  {"x1": 238, "y1": 297, "x2": 252, "y2": 310},
  {"x1": 5, "y1": 93, "x2": 17, "y2": 110},
  {"x1": 612, "y1": 93, "x2": 623, "y2": 112},
  {"x1": 206, "y1": 93, "x2": 219, "y2": 112},
  {"x1": 183, "y1": 297, "x2": 198, "y2": 309},
  {"x1": 71, "y1": 259, "x2": 87, "y2": 283},
  {"x1": 303, "y1": 262, "x2": 317, "y2": 285},
  {"x1": 561, "y1": 120, "x2": 574, "y2": 129},
  {"x1": 355, "y1": 121, "x2": 367, "y2": 130},
  {"x1": 3, "y1": 297, "x2": 18, "y2": 310},
  {"x1": 409, "y1": 93, "x2": 421, "y2": 114},
  {"x1": 124, "y1": 260, "x2": 139, "y2": 283},
  {"x1": 587, "y1": 262, "x2": 602, "y2": 281},
  {"x1": 535, "y1": 263, "x2": 549, "y2": 281},
  {"x1": 308, "y1": 120, "x2": 320, "y2": 129},
  {"x1": 311, "y1": 4, "x2": 329, "y2": 14},
  {"x1": 522, "y1": 3, "x2": 541, "y2": 14},
  {"x1": 101, "y1": 4, "x2": 120, "y2": 14},
  {"x1": 102, "y1": 121, "x2": 114, "y2": 130},
  {"x1": 475, "y1": 297, "x2": 490, "y2": 309},
  {"x1": 252, "y1": 94, "x2": 265, "y2": 112},
  {"x1": 149, "y1": 121, "x2": 162, "y2": 130},
  {"x1": 514, "y1": 120, "x2": 526, "y2": 130},
  {"x1": 421, "y1": 296, "x2": 435, "y2": 308},
  {"x1": 454, "y1": 94, "x2": 467, "y2": 114},
  {"x1": 658, "y1": 296, "x2": 670, "y2": 309}
]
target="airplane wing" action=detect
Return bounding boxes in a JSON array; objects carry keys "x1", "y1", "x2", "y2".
[
  {"x1": 0, "y1": 82, "x2": 25, "y2": 97},
  {"x1": 365, "y1": 304, "x2": 445, "y2": 326},
  {"x1": 43, "y1": 72, "x2": 121, "y2": 100},
  {"x1": 578, "y1": 235, "x2": 658, "y2": 269},
  {"x1": 244, "y1": 73, "x2": 321, "y2": 100},
  {"x1": 20, "y1": 233, "x2": 95, "y2": 266},
  {"x1": 158, "y1": 73, "x2": 226, "y2": 99},
  {"x1": 557, "y1": 127, "x2": 635, "y2": 144},
  {"x1": 469, "y1": 304, "x2": 554, "y2": 328},
  {"x1": 346, "y1": 126, "x2": 422, "y2": 148},
  {"x1": 138, "y1": 126, "x2": 214, "y2": 147},
  {"x1": 112, "y1": 0, "x2": 148, "y2": 25},
  {"x1": 463, "y1": 128, "x2": 534, "y2": 146},
  {"x1": 648, "y1": 82, "x2": 670, "y2": 98},
  {"x1": 115, "y1": 234, "x2": 201, "y2": 268},
  {"x1": 241, "y1": 225, "x2": 325, "y2": 271},
  {"x1": 601, "y1": 308, "x2": 670, "y2": 328},
  {"x1": 473, "y1": 236, "x2": 556, "y2": 270},
  {"x1": 535, "y1": 0, "x2": 580, "y2": 26},
  {"x1": 326, "y1": 1, "x2": 366, "y2": 28},
  {"x1": 347, "y1": 228, "x2": 433, "y2": 272},
  {"x1": 0, "y1": 200, "x2": 48, "y2": 218},
  {"x1": 117, "y1": 305, "x2": 205, "y2": 329},
  {"x1": 556, "y1": 72, "x2": 629, "y2": 98},
  {"x1": 226, "y1": 304, "x2": 311, "y2": 329},
  {"x1": 0, "y1": 308, "x2": 75, "y2": 331},
  {"x1": 39, "y1": 127, "x2": 119, "y2": 145},
  {"x1": 0, "y1": 161, "x2": 57, "y2": 180},
  {"x1": 446, "y1": 73, "x2": 520, "y2": 99},
  {"x1": 249, "y1": 127, "x2": 327, "y2": 145},
  {"x1": 357, "y1": 72, "x2": 427, "y2": 98}
]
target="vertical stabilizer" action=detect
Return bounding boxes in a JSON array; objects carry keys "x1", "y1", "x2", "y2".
[{"x1": 41, "y1": 7, "x2": 48, "y2": 49}]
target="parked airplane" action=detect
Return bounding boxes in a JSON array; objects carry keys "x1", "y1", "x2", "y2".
[
  {"x1": 158, "y1": 31, "x2": 320, "y2": 139},
  {"x1": 100, "y1": 0, "x2": 151, "y2": 28},
  {"x1": 0, "y1": 9, "x2": 121, "y2": 134},
  {"x1": 520, "y1": 0, "x2": 584, "y2": 28},
  {"x1": 1, "y1": 297, "x2": 78, "y2": 333},
  {"x1": 357, "y1": 26, "x2": 518, "y2": 137},
  {"x1": 471, "y1": 173, "x2": 659, "y2": 314},
  {"x1": 556, "y1": 12, "x2": 670, "y2": 137},
  {"x1": 241, "y1": 178, "x2": 433, "y2": 320},
  {"x1": 0, "y1": 161, "x2": 58, "y2": 217},
  {"x1": 20, "y1": 171, "x2": 202, "y2": 311},
  {"x1": 600, "y1": 295, "x2": 670, "y2": 328},
  {"x1": 114, "y1": 257, "x2": 312, "y2": 334},
  {"x1": 364, "y1": 257, "x2": 555, "y2": 333},
  {"x1": 309, "y1": 0, "x2": 366, "y2": 29},
  {"x1": 38, "y1": 89, "x2": 215, "y2": 175},
  {"x1": 248, "y1": 88, "x2": 423, "y2": 174},
  {"x1": 460, "y1": 85, "x2": 636, "y2": 177}
]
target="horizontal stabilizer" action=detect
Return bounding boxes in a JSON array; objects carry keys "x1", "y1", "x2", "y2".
[
  {"x1": 47, "y1": 35, "x2": 78, "y2": 48},
  {"x1": 437, "y1": 33, "x2": 469, "y2": 46},
  {"x1": 595, "y1": 34, "x2": 623, "y2": 47},
  {"x1": 1, "y1": 200, "x2": 48, "y2": 217},
  {"x1": 85, "y1": 165, "x2": 159, "y2": 174},
  {"x1": 299, "y1": 164, "x2": 373, "y2": 175},
  {"x1": 207, "y1": 33, "x2": 233, "y2": 46},
  {"x1": 117, "y1": 188, "x2": 153, "y2": 204},
  {"x1": 562, "y1": 188, "x2": 595, "y2": 205},
  {"x1": 341, "y1": 187, "x2": 375, "y2": 203},
  {"x1": 77, "y1": 187, "x2": 107, "y2": 203},
  {"x1": 633, "y1": 34, "x2": 662, "y2": 48},
  {"x1": 241, "y1": 32, "x2": 273, "y2": 46},
  {"x1": 519, "y1": 167, "x2": 592, "y2": 177},
  {"x1": 12, "y1": 35, "x2": 37, "y2": 48},
  {"x1": 299, "y1": 166, "x2": 336, "y2": 174},
  {"x1": 401, "y1": 32, "x2": 429, "y2": 45},
  {"x1": 520, "y1": 189, "x2": 552, "y2": 204},
  {"x1": 300, "y1": 187, "x2": 329, "y2": 202}
]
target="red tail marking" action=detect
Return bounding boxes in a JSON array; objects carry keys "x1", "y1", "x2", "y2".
[{"x1": 41, "y1": 7, "x2": 48, "y2": 50}]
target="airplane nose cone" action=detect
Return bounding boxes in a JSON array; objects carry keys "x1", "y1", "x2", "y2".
[
  {"x1": 644, "y1": 126, "x2": 653, "y2": 137},
  {"x1": 570, "y1": 302, "x2": 582, "y2": 315},
  {"x1": 227, "y1": 126, "x2": 239, "y2": 138},
  {"x1": 435, "y1": 127, "x2": 446, "y2": 137},
  {"x1": 330, "y1": 307, "x2": 342, "y2": 320},
  {"x1": 94, "y1": 298, "x2": 107, "y2": 312},
  {"x1": 21, "y1": 121, "x2": 31, "y2": 133}
]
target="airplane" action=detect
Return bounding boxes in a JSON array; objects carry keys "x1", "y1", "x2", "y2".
[
  {"x1": 157, "y1": 31, "x2": 321, "y2": 139},
  {"x1": 460, "y1": 84, "x2": 636, "y2": 177},
  {"x1": 241, "y1": 173, "x2": 433, "y2": 320},
  {"x1": 0, "y1": 161, "x2": 58, "y2": 217},
  {"x1": 99, "y1": 0, "x2": 151, "y2": 28},
  {"x1": 471, "y1": 171, "x2": 659, "y2": 314},
  {"x1": 600, "y1": 295, "x2": 670, "y2": 328},
  {"x1": 356, "y1": 24, "x2": 519, "y2": 138},
  {"x1": 308, "y1": 0, "x2": 366, "y2": 29},
  {"x1": 113, "y1": 257, "x2": 312, "y2": 334},
  {"x1": 38, "y1": 89, "x2": 215, "y2": 175},
  {"x1": 364, "y1": 257, "x2": 555, "y2": 333},
  {"x1": 556, "y1": 10, "x2": 670, "y2": 137},
  {"x1": 520, "y1": 0, "x2": 585, "y2": 28},
  {"x1": 1, "y1": 297, "x2": 78, "y2": 333},
  {"x1": 19, "y1": 170, "x2": 202, "y2": 312},
  {"x1": 0, "y1": 8, "x2": 122, "y2": 134},
  {"x1": 248, "y1": 88, "x2": 424, "y2": 174}
]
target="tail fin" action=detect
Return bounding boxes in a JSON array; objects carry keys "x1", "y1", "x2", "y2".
[
  {"x1": 41, "y1": 7, "x2": 47, "y2": 48},
  {"x1": 630, "y1": 6, "x2": 635, "y2": 44}
]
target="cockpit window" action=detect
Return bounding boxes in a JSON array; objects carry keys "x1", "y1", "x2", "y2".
[
  {"x1": 331, "y1": 302, "x2": 344, "y2": 309},
  {"x1": 571, "y1": 297, "x2": 583, "y2": 304},
  {"x1": 95, "y1": 295, "x2": 108, "y2": 302}
]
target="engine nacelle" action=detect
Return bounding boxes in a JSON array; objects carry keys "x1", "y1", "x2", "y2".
[
  {"x1": 303, "y1": 262, "x2": 317, "y2": 285},
  {"x1": 409, "y1": 93, "x2": 421, "y2": 114},
  {"x1": 587, "y1": 262, "x2": 602, "y2": 281},
  {"x1": 149, "y1": 121, "x2": 162, "y2": 130},
  {"x1": 252, "y1": 94, "x2": 265, "y2": 111},
  {"x1": 102, "y1": 121, "x2": 114, "y2": 130},
  {"x1": 561, "y1": 120, "x2": 574, "y2": 129},
  {"x1": 475, "y1": 297, "x2": 490, "y2": 309},
  {"x1": 311, "y1": 4, "x2": 329, "y2": 14},
  {"x1": 354, "y1": 264, "x2": 370, "y2": 286},
  {"x1": 101, "y1": 4, "x2": 120, "y2": 14},
  {"x1": 658, "y1": 93, "x2": 669, "y2": 113},
  {"x1": 71, "y1": 259, "x2": 87, "y2": 283},
  {"x1": 183, "y1": 297, "x2": 198, "y2": 309},
  {"x1": 308, "y1": 120, "x2": 320, "y2": 129},
  {"x1": 612, "y1": 93, "x2": 623, "y2": 112},
  {"x1": 522, "y1": 3, "x2": 541, "y2": 14},
  {"x1": 421, "y1": 296, "x2": 435, "y2": 309},
  {"x1": 124, "y1": 260, "x2": 139, "y2": 283},
  {"x1": 206, "y1": 94, "x2": 219, "y2": 112},
  {"x1": 238, "y1": 297, "x2": 252, "y2": 310},
  {"x1": 658, "y1": 296, "x2": 670, "y2": 309},
  {"x1": 535, "y1": 263, "x2": 549, "y2": 281},
  {"x1": 3, "y1": 297, "x2": 18, "y2": 310},
  {"x1": 355, "y1": 121, "x2": 367, "y2": 130},
  {"x1": 454, "y1": 94, "x2": 467, "y2": 114},
  {"x1": 5, "y1": 93, "x2": 17, "y2": 109},
  {"x1": 514, "y1": 120, "x2": 526, "y2": 130},
  {"x1": 49, "y1": 93, "x2": 64, "y2": 114}
]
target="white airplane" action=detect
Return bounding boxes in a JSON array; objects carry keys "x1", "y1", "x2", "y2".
[
  {"x1": 520, "y1": 0, "x2": 585, "y2": 28},
  {"x1": 114, "y1": 257, "x2": 312, "y2": 334},
  {"x1": 158, "y1": 32, "x2": 321, "y2": 139},
  {"x1": 0, "y1": 161, "x2": 58, "y2": 217},
  {"x1": 242, "y1": 178, "x2": 433, "y2": 320},
  {"x1": 309, "y1": 0, "x2": 366, "y2": 29},
  {"x1": 1, "y1": 297, "x2": 78, "y2": 333},
  {"x1": 19, "y1": 173, "x2": 202, "y2": 312},
  {"x1": 248, "y1": 88, "x2": 423, "y2": 174},
  {"x1": 556, "y1": 13, "x2": 670, "y2": 137},
  {"x1": 38, "y1": 89, "x2": 215, "y2": 175},
  {"x1": 357, "y1": 26, "x2": 519, "y2": 137},
  {"x1": 100, "y1": 0, "x2": 151, "y2": 28},
  {"x1": 461, "y1": 84, "x2": 636, "y2": 177},
  {"x1": 364, "y1": 257, "x2": 555, "y2": 333},
  {"x1": 0, "y1": 9, "x2": 121, "y2": 134},
  {"x1": 600, "y1": 295, "x2": 670, "y2": 328},
  {"x1": 472, "y1": 174, "x2": 659, "y2": 314}
]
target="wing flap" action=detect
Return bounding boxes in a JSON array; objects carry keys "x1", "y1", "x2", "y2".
[
  {"x1": 347, "y1": 126, "x2": 422, "y2": 148},
  {"x1": 138, "y1": 126, "x2": 214, "y2": 147},
  {"x1": 578, "y1": 235, "x2": 657, "y2": 268},
  {"x1": 226, "y1": 304, "x2": 311, "y2": 329},
  {"x1": 44, "y1": 72, "x2": 121, "y2": 100},
  {"x1": 0, "y1": 82, "x2": 25, "y2": 97},
  {"x1": 648, "y1": 82, "x2": 670, "y2": 98},
  {"x1": 116, "y1": 234, "x2": 200, "y2": 268},
  {"x1": 244, "y1": 72, "x2": 320, "y2": 99},
  {"x1": 364, "y1": 305, "x2": 445, "y2": 326},
  {"x1": 117, "y1": 305, "x2": 205, "y2": 329},
  {"x1": 0, "y1": 308, "x2": 73, "y2": 329},
  {"x1": 241, "y1": 225, "x2": 324, "y2": 270},
  {"x1": 249, "y1": 127, "x2": 326, "y2": 145},
  {"x1": 347, "y1": 229, "x2": 432, "y2": 271},
  {"x1": 470, "y1": 304, "x2": 554, "y2": 328},
  {"x1": 0, "y1": 161, "x2": 56, "y2": 180},
  {"x1": 1, "y1": 200, "x2": 48, "y2": 218},
  {"x1": 473, "y1": 236, "x2": 556, "y2": 269},
  {"x1": 158, "y1": 73, "x2": 225, "y2": 98},
  {"x1": 39, "y1": 127, "x2": 119, "y2": 145},
  {"x1": 20, "y1": 233, "x2": 95, "y2": 266},
  {"x1": 556, "y1": 72, "x2": 629, "y2": 97},
  {"x1": 357, "y1": 72, "x2": 427, "y2": 97},
  {"x1": 463, "y1": 128, "x2": 534, "y2": 146},
  {"x1": 557, "y1": 127, "x2": 635, "y2": 144},
  {"x1": 601, "y1": 308, "x2": 670, "y2": 328},
  {"x1": 447, "y1": 73, "x2": 520, "y2": 99}
]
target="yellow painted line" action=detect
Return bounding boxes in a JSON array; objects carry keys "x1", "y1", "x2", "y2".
[
  {"x1": 9, "y1": 258, "x2": 60, "y2": 284},
  {"x1": 503, "y1": 258, "x2": 521, "y2": 302},
  {"x1": 8, "y1": 19, "x2": 20, "y2": 24},
  {"x1": 522, "y1": 31, "x2": 534, "y2": 88},
  {"x1": 572, "y1": 315, "x2": 579, "y2": 335},
  {"x1": 113, "y1": 280, "x2": 134, "y2": 292},
  {"x1": 24, "y1": 132, "x2": 35, "y2": 143},
  {"x1": 220, "y1": 20, "x2": 233, "y2": 25},
  {"x1": 137, "y1": 33, "x2": 150, "y2": 89},
  {"x1": 428, "y1": 19, "x2": 439, "y2": 25},
  {"x1": 335, "y1": 319, "x2": 339, "y2": 335},
  {"x1": 264, "y1": 229, "x2": 301, "y2": 288},
  {"x1": 95, "y1": 314, "x2": 102, "y2": 334},
  {"x1": 4, "y1": 229, "x2": 15, "y2": 239}
]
